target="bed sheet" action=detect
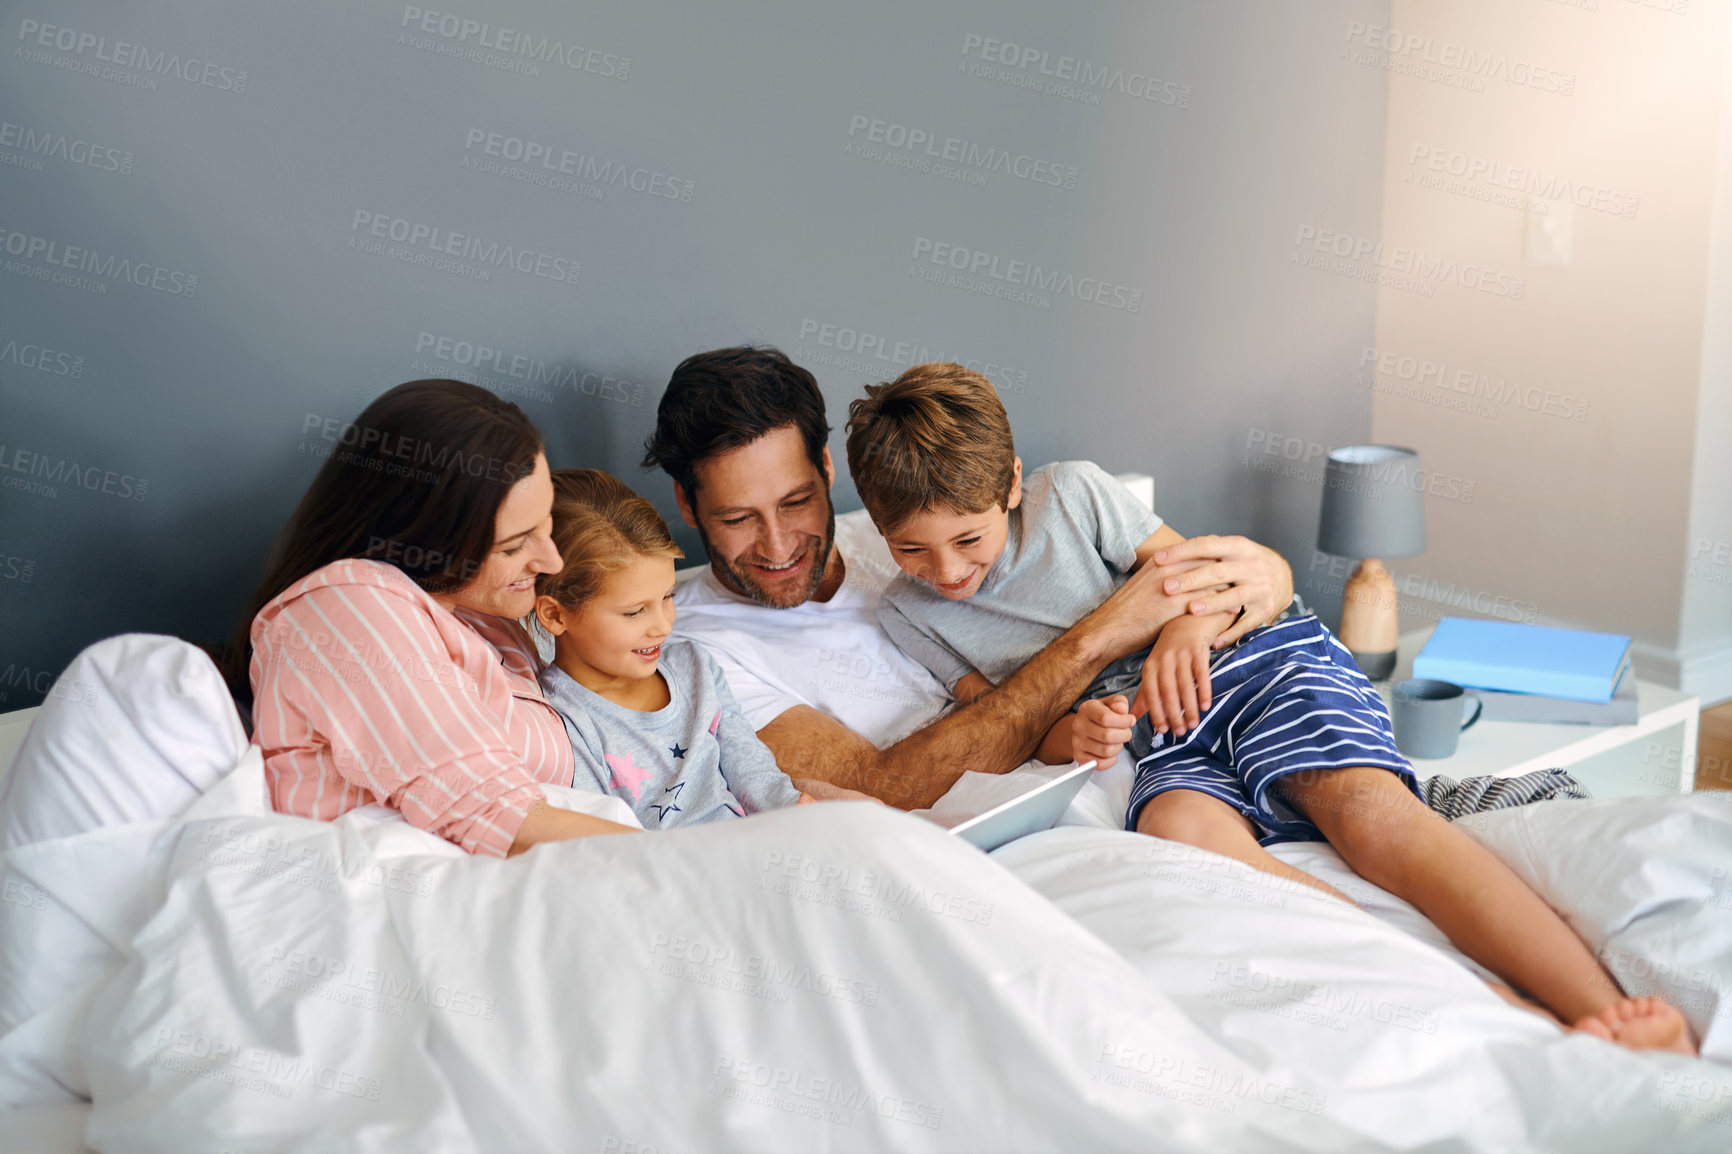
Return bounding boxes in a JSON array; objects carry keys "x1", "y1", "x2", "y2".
[
  {"x1": 5, "y1": 750, "x2": 1730, "y2": 1152},
  {"x1": 0, "y1": 1101, "x2": 91, "y2": 1153},
  {"x1": 993, "y1": 751, "x2": 1732, "y2": 1055}
]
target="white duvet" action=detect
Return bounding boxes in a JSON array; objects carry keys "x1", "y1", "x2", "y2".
[{"x1": 5, "y1": 750, "x2": 1732, "y2": 1152}]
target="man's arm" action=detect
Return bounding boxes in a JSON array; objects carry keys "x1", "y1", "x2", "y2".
[
  {"x1": 1014, "y1": 525, "x2": 1219, "y2": 764},
  {"x1": 760, "y1": 534, "x2": 1293, "y2": 810},
  {"x1": 759, "y1": 556, "x2": 1196, "y2": 809},
  {"x1": 758, "y1": 618, "x2": 1116, "y2": 810}
]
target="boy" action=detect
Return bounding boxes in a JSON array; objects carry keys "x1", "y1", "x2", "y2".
[{"x1": 845, "y1": 362, "x2": 1691, "y2": 1055}]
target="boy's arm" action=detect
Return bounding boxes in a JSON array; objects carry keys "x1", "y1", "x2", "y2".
[
  {"x1": 1131, "y1": 522, "x2": 1191, "y2": 570},
  {"x1": 1029, "y1": 527, "x2": 1239, "y2": 762},
  {"x1": 953, "y1": 671, "x2": 993, "y2": 704},
  {"x1": 1132, "y1": 524, "x2": 1217, "y2": 581},
  {"x1": 1035, "y1": 713, "x2": 1080, "y2": 765},
  {"x1": 1128, "y1": 525, "x2": 1243, "y2": 731}
]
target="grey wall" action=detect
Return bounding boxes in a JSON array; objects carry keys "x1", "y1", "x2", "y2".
[{"x1": 0, "y1": 0, "x2": 1389, "y2": 709}]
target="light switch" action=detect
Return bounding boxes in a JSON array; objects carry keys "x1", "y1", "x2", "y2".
[{"x1": 1526, "y1": 201, "x2": 1573, "y2": 267}]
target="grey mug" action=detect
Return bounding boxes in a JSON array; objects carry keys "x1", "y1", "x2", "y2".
[{"x1": 1391, "y1": 678, "x2": 1483, "y2": 759}]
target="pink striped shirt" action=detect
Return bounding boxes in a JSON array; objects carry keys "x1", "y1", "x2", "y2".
[{"x1": 249, "y1": 558, "x2": 574, "y2": 857}]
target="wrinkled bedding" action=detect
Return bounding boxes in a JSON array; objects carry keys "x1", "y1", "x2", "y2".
[{"x1": 4, "y1": 747, "x2": 1731, "y2": 1152}]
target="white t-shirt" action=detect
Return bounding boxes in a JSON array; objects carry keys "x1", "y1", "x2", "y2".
[{"x1": 671, "y1": 511, "x2": 951, "y2": 748}]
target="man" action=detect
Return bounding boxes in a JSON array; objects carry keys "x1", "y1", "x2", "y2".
[{"x1": 644, "y1": 347, "x2": 1295, "y2": 810}]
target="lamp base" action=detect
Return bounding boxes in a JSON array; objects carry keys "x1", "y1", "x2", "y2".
[
  {"x1": 1337, "y1": 557, "x2": 1392, "y2": 648},
  {"x1": 1348, "y1": 647, "x2": 1398, "y2": 681},
  {"x1": 1336, "y1": 558, "x2": 1401, "y2": 680}
]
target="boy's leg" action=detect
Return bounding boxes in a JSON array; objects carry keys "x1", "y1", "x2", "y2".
[
  {"x1": 1136, "y1": 789, "x2": 1358, "y2": 907},
  {"x1": 1196, "y1": 617, "x2": 1694, "y2": 1053},
  {"x1": 1275, "y1": 767, "x2": 1694, "y2": 1054}
]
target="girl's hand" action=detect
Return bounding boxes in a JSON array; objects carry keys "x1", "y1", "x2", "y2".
[
  {"x1": 1135, "y1": 616, "x2": 1217, "y2": 738},
  {"x1": 791, "y1": 779, "x2": 885, "y2": 805},
  {"x1": 1072, "y1": 695, "x2": 1136, "y2": 767}
]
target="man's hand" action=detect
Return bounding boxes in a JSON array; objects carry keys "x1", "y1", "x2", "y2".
[
  {"x1": 790, "y1": 778, "x2": 884, "y2": 804},
  {"x1": 1076, "y1": 559, "x2": 1192, "y2": 665},
  {"x1": 1147, "y1": 535, "x2": 1294, "y2": 648},
  {"x1": 1133, "y1": 614, "x2": 1222, "y2": 736},
  {"x1": 1072, "y1": 696, "x2": 1136, "y2": 767}
]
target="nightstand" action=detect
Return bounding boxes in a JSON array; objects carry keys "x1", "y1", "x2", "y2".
[{"x1": 1379, "y1": 626, "x2": 1700, "y2": 798}]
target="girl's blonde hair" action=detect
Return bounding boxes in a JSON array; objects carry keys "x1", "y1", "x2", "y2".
[{"x1": 538, "y1": 469, "x2": 683, "y2": 606}]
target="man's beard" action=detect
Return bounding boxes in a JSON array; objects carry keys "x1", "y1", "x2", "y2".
[{"x1": 699, "y1": 497, "x2": 837, "y2": 609}]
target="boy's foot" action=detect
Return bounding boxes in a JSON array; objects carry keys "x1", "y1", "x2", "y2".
[{"x1": 1572, "y1": 997, "x2": 1698, "y2": 1056}]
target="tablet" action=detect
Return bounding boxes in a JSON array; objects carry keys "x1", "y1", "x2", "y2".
[{"x1": 946, "y1": 762, "x2": 1096, "y2": 852}]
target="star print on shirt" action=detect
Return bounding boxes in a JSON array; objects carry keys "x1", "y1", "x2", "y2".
[
  {"x1": 603, "y1": 752, "x2": 652, "y2": 802},
  {"x1": 669, "y1": 743, "x2": 687, "y2": 760},
  {"x1": 649, "y1": 783, "x2": 684, "y2": 823}
]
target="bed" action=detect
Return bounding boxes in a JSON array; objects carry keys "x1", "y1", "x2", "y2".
[{"x1": 3, "y1": 604, "x2": 1730, "y2": 1151}]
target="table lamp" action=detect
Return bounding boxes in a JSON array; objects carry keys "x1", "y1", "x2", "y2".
[{"x1": 1316, "y1": 445, "x2": 1426, "y2": 680}]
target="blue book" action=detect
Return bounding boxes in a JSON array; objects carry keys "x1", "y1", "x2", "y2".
[{"x1": 1413, "y1": 617, "x2": 1632, "y2": 703}]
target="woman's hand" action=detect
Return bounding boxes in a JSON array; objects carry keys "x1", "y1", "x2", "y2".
[{"x1": 1146, "y1": 535, "x2": 1294, "y2": 648}]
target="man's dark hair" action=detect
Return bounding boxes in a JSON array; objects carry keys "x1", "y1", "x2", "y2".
[{"x1": 642, "y1": 346, "x2": 830, "y2": 500}]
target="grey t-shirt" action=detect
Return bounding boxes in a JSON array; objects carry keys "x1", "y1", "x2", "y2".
[
  {"x1": 538, "y1": 639, "x2": 803, "y2": 828},
  {"x1": 878, "y1": 460, "x2": 1162, "y2": 706}
]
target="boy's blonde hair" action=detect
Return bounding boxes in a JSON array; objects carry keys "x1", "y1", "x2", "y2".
[
  {"x1": 844, "y1": 363, "x2": 1017, "y2": 533},
  {"x1": 537, "y1": 469, "x2": 683, "y2": 607}
]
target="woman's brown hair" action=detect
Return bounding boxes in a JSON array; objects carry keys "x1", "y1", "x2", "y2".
[
  {"x1": 223, "y1": 379, "x2": 543, "y2": 709},
  {"x1": 537, "y1": 469, "x2": 683, "y2": 607}
]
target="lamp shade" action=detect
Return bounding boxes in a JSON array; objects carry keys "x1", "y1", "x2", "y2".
[{"x1": 1315, "y1": 445, "x2": 1427, "y2": 559}]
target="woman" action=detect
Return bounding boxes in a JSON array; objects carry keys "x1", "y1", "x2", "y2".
[{"x1": 226, "y1": 379, "x2": 637, "y2": 855}]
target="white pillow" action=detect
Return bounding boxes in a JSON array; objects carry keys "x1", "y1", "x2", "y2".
[
  {"x1": 0, "y1": 634, "x2": 247, "y2": 854},
  {"x1": 0, "y1": 635, "x2": 252, "y2": 1106}
]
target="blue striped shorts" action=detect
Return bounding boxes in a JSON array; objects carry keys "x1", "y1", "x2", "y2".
[{"x1": 1124, "y1": 614, "x2": 1419, "y2": 845}]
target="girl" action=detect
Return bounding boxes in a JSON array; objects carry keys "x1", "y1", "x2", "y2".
[{"x1": 534, "y1": 470, "x2": 855, "y2": 826}]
